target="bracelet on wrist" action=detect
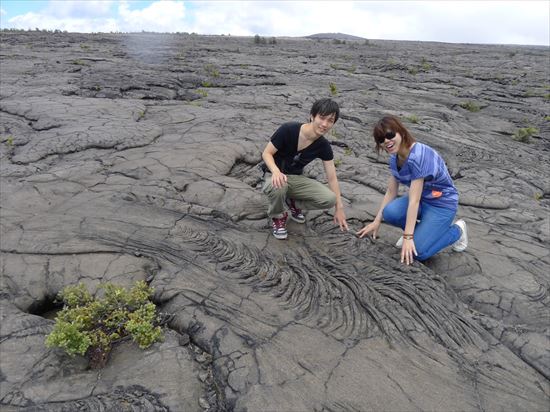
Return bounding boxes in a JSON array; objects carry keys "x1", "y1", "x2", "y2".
[{"x1": 403, "y1": 233, "x2": 414, "y2": 240}]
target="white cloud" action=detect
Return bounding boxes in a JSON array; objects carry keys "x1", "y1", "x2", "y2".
[
  {"x1": 45, "y1": 1, "x2": 114, "y2": 18},
  {"x1": 117, "y1": 0, "x2": 187, "y2": 32},
  {"x1": 6, "y1": 12, "x2": 119, "y2": 33},
  {"x1": 185, "y1": 1, "x2": 548, "y2": 45},
  {"x1": 0, "y1": 0, "x2": 547, "y2": 45},
  {"x1": 1, "y1": 8, "x2": 6, "y2": 16}
]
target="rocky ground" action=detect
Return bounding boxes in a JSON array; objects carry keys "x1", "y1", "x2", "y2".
[{"x1": 1, "y1": 31, "x2": 549, "y2": 411}]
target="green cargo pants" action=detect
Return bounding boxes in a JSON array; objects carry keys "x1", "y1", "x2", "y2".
[{"x1": 262, "y1": 174, "x2": 336, "y2": 218}]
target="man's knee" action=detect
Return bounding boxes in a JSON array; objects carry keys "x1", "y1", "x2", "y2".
[
  {"x1": 319, "y1": 191, "x2": 336, "y2": 209},
  {"x1": 263, "y1": 183, "x2": 287, "y2": 198}
]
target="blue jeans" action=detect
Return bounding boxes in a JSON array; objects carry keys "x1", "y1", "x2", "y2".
[{"x1": 382, "y1": 196, "x2": 461, "y2": 261}]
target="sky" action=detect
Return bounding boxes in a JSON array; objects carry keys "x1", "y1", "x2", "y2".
[{"x1": 0, "y1": 0, "x2": 548, "y2": 46}]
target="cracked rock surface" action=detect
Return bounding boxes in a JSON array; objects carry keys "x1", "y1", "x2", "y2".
[{"x1": 1, "y1": 32, "x2": 549, "y2": 411}]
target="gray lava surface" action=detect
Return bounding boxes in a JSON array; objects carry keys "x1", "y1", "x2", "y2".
[{"x1": 1, "y1": 32, "x2": 549, "y2": 411}]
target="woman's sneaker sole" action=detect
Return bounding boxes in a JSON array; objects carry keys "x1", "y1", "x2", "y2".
[{"x1": 452, "y1": 219, "x2": 468, "y2": 252}]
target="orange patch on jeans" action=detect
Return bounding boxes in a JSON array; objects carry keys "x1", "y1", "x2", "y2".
[{"x1": 431, "y1": 190, "x2": 443, "y2": 198}]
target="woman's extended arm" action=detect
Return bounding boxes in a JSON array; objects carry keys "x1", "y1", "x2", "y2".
[
  {"x1": 357, "y1": 175, "x2": 399, "y2": 239},
  {"x1": 401, "y1": 178, "x2": 424, "y2": 265}
]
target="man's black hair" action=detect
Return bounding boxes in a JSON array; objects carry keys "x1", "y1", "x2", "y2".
[{"x1": 310, "y1": 98, "x2": 340, "y2": 123}]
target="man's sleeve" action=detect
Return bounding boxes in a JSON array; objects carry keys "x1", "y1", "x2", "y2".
[
  {"x1": 320, "y1": 139, "x2": 334, "y2": 161},
  {"x1": 270, "y1": 123, "x2": 288, "y2": 150}
]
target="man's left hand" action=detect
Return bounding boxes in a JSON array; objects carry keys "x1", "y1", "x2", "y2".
[{"x1": 333, "y1": 209, "x2": 349, "y2": 231}]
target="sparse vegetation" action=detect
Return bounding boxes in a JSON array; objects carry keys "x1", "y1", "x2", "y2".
[
  {"x1": 408, "y1": 66, "x2": 418, "y2": 75},
  {"x1": 534, "y1": 192, "x2": 543, "y2": 201},
  {"x1": 253, "y1": 35, "x2": 276, "y2": 45},
  {"x1": 460, "y1": 101, "x2": 481, "y2": 112},
  {"x1": 329, "y1": 82, "x2": 338, "y2": 96},
  {"x1": 254, "y1": 34, "x2": 267, "y2": 45},
  {"x1": 334, "y1": 158, "x2": 342, "y2": 167},
  {"x1": 196, "y1": 89, "x2": 208, "y2": 98},
  {"x1": 201, "y1": 80, "x2": 213, "y2": 88},
  {"x1": 6, "y1": 135, "x2": 14, "y2": 146},
  {"x1": 544, "y1": 116, "x2": 550, "y2": 121},
  {"x1": 45, "y1": 281, "x2": 163, "y2": 369},
  {"x1": 405, "y1": 114, "x2": 420, "y2": 124},
  {"x1": 204, "y1": 63, "x2": 220, "y2": 78},
  {"x1": 344, "y1": 147, "x2": 353, "y2": 156},
  {"x1": 421, "y1": 57, "x2": 432, "y2": 71},
  {"x1": 72, "y1": 59, "x2": 88, "y2": 66},
  {"x1": 513, "y1": 126, "x2": 538, "y2": 143}
]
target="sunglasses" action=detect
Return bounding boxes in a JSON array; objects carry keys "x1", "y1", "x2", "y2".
[{"x1": 375, "y1": 130, "x2": 397, "y2": 144}]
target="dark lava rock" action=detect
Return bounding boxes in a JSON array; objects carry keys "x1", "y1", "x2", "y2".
[{"x1": 0, "y1": 31, "x2": 548, "y2": 411}]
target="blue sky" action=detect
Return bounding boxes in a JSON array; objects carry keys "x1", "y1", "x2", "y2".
[{"x1": 0, "y1": 1, "x2": 548, "y2": 45}]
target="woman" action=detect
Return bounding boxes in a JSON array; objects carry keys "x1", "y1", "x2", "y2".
[{"x1": 357, "y1": 115, "x2": 467, "y2": 265}]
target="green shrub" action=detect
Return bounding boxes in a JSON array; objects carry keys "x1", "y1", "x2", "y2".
[
  {"x1": 460, "y1": 101, "x2": 481, "y2": 112},
  {"x1": 196, "y1": 89, "x2": 208, "y2": 98},
  {"x1": 513, "y1": 126, "x2": 538, "y2": 143},
  {"x1": 45, "y1": 281, "x2": 163, "y2": 369},
  {"x1": 72, "y1": 59, "x2": 88, "y2": 66},
  {"x1": 420, "y1": 57, "x2": 431, "y2": 71},
  {"x1": 329, "y1": 82, "x2": 338, "y2": 96},
  {"x1": 204, "y1": 63, "x2": 220, "y2": 78},
  {"x1": 254, "y1": 34, "x2": 267, "y2": 45},
  {"x1": 405, "y1": 114, "x2": 419, "y2": 124}
]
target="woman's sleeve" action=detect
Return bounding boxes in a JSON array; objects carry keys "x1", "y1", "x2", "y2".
[{"x1": 409, "y1": 147, "x2": 437, "y2": 181}]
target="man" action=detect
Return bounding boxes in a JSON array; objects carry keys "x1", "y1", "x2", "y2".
[{"x1": 261, "y1": 98, "x2": 349, "y2": 239}]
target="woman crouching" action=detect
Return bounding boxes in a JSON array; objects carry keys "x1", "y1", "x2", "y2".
[{"x1": 357, "y1": 115, "x2": 468, "y2": 265}]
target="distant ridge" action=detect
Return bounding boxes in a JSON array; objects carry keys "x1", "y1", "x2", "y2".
[{"x1": 306, "y1": 32, "x2": 366, "y2": 41}]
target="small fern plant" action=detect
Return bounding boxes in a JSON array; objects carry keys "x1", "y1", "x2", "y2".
[{"x1": 45, "y1": 281, "x2": 163, "y2": 369}]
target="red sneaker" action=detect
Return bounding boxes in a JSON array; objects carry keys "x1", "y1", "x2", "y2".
[
  {"x1": 285, "y1": 198, "x2": 305, "y2": 223},
  {"x1": 271, "y1": 212, "x2": 288, "y2": 239}
]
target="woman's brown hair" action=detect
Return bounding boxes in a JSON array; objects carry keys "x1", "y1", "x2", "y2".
[{"x1": 373, "y1": 115, "x2": 416, "y2": 153}]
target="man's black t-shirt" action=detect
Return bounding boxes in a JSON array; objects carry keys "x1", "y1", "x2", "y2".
[{"x1": 270, "y1": 122, "x2": 333, "y2": 175}]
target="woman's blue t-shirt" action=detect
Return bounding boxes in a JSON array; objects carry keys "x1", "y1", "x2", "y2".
[{"x1": 390, "y1": 142, "x2": 458, "y2": 210}]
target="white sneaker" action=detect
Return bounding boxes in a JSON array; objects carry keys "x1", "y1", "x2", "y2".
[
  {"x1": 452, "y1": 219, "x2": 468, "y2": 252},
  {"x1": 395, "y1": 236, "x2": 403, "y2": 248}
]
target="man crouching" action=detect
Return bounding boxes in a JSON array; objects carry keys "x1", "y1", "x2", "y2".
[{"x1": 261, "y1": 98, "x2": 349, "y2": 239}]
